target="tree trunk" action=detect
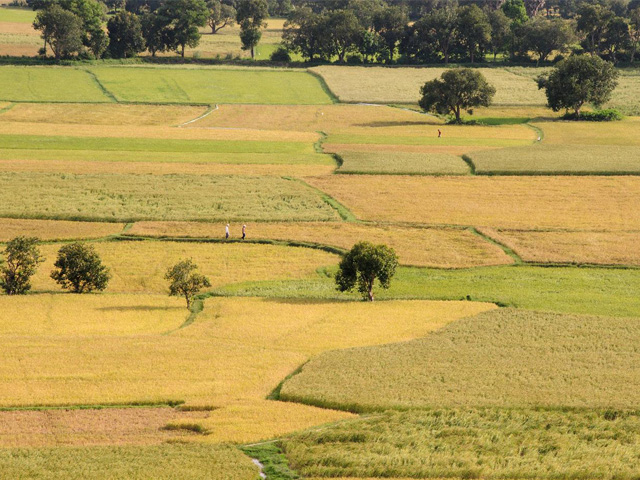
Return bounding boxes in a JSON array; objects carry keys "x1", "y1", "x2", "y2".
[
  {"x1": 455, "y1": 105, "x2": 461, "y2": 123},
  {"x1": 181, "y1": 44, "x2": 185, "y2": 58},
  {"x1": 251, "y1": 45, "x2": 255, "y2": 59},
  {"x1": 444, "y1": 49, "x2": 449, "y2": 65}
]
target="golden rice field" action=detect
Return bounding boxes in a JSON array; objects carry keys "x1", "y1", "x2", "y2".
[
  {"x1": 0, "y1": 173, "x2": 339, "y2": 222},
  {"x1": 280, "y1": 308, "x2": 640, "y2": 411},
  {"x1": 535, "y1": 117, "x2": 640, "y2": 146},
  {"x1": 0, "y1": 297, "x2": 494, "y2": 443},
  {"x1": 307, "y1": 175, "x2": 640, "y2": 230},
  {"x1": 0, "y1": 218, "x2": 123, "y2": 241},
  {"x1": 128, "y1": 221, "x2": 513, "y2": 268},
  {"x1": 336, "y1": 151, "x2": 469, "y2": 175},
  {"x1": 480, "y1": 228, "x2": 640, "y2": 265},
  {"x1": 30, "y1": 241, "x2": 337, "y2": 293}
]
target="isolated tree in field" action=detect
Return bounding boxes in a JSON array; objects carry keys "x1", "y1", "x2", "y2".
[
  {"x1": 537, "y1": 55, "x2": 619, "y2": 117},
  {"x1": 51, "y1": 242, "x2": 110, "y2": 293},
  {"x1": 165, "y1": 259, "x2": 211, "y2": 309},
  {"x1": 107, "y1": 10, "x2": 145, "y2": 58},
  {"x1": 0, "y1": 237, "x2": 44, "y2": 295},
  {"x1": 236, "y1": 0, "x2": 268, "y2": 59},
  {"x1": 33, "y1": 5, "x2": 84, "y2": 61},
  {"x1": 419, "y1": 68, "x2": 496, "y2": 123},
  {"x1": 206, "y1": 0, "x2": 236, "y2": 34},
  {"x1": 336, "y1": 242, "x2": 398, "y2": 302}
]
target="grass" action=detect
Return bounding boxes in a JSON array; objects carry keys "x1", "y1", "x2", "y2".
[
  {"x1": 241, "y1": 443, "x2": 299, "y2": 480},
  {"x1": 0, "y1": 218, "x2": 123, "y2": 241},
  {"x1": 217, "y1": 264, "x2": 640, "y2": 318},
  {"x1": 128, "y1": 221, "x2": 513, "y2": 268},
  {"x1": 0, "y1": 297, "x2": 491, "y2": 442},
  {"x1": 30, "y1": 241, "x2": 338, "y2": 293},
  {"x1": 336, "y1": 151, "x2": 470, "y2": 175},
  {"x1": 0, "y1": 444, "x2": 259, "y2": 479},
  {"x1": 479, "y1": 228, "x2": 640, "y2": 266},
  {"x1": 0, "y1": 67, "x2": 112, "y2": 103},
  {"x1": 306, "y1": 175, "x2": 640, "y2": 230},
  {"x1": 0, "y1": 173, "x2": 339, "y2": 222},
  {"x1": 282, "y1": 408, "x2": 640, "y2": 480},
  {"x1": 89, "y1": 66, "x2": 334, "y2": 105},
  {"x1": 280, "y1": 308, "x2": 640, "y2": 411},
  {"x1": 0, "y1": 6, "x2": 36, "y2": 23}
]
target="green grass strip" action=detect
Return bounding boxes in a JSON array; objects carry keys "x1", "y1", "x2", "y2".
[{"x1": 241, "y1": 443, "x2": 300, "y2": 480}]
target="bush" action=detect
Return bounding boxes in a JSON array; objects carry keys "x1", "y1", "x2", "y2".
[
  {"x1": 269, "y1": 46, "x2": 291, "y2": 62},
  {"x1": 346, "y1": 54, "x2": 363, "y2": 64},
  {"x1": 561, "y1": 108, "x2": 623, "y2": 121}
]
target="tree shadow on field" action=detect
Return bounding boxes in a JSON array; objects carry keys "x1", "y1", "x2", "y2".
[{"x1": 96, "y1": 306, "x2": 184, "y2": 312}]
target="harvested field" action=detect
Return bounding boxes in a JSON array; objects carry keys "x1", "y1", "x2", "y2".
[
  {"x1": 306, "y1": 175, "x2": 640, "y2": 230},
  {"x1": 90, "y1": 66, "x2": 334, "y2": 105},
  {"x1": 128, "y1": 221, "x2": 513, "y2": 268},
  {"x1": 0, "y1": 444, "x2": 258, "y2": 480},
  {"x1": 283, "y1": 408, "x2": 640, "y2": 480},
  {"x1": 0, "y1": 218, "x2": 123, "y2": 241},
  {"x1": 336, "y1": 151, "x2": 469, "y2": 175},
  {"x1": 31, "y1": 241, "x2": 338, "y2": 293},
  {"x1": 0, "y1": 173, "x2": 339, "y2": 222},
  {"x1": 480, "y1": 228, "x2": 640, "y2": 265},
  {"x1": 535, "y1": 117, "x2": 640, "y2": 146},
  {"x1": 0, "y1": 67, "x2": 112, "y2": 103},
  {"x1": 0, "y1": 297, "x2": 493, "y2": 441},
  {"x1": 280, "y1": 308, "x2": 640, "y2": 411},
  {"x1": 0, "y1": 407, "x2": 209, "y2": 447}
]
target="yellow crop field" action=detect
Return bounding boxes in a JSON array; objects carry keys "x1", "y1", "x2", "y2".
[
  {"x1": 336, "y1": 151, "x2": 470, "y2": 175},
  {"x1": 128, "y1": 221, "x2": 512, "y2": 268},
  {"x1": 0, "y1": 294, "x2": 186, "y2": 336},
  {"x1": 1, "y1": 103, "x2": 208, "y2": 127},
  {"x1": 534, "y1": 117, "x2": 640, "y2": 146},
  {"x1": 306, "y1": 175, "x2": 640, "y2": 230},
  {"x1": 480, "y1": 228, "x2": 640, "y2": 265},
  {"x1": 0, "y1": 297, "x2": 495, "y2": 442},
  {"x1": 324, "y1": 142, "x2": 496, "y2": 156},
  {"x1": 31, "y1": 241, "x2": 338, "y2": 293},
  {"x1": 310, "y1": 66, "x2": 547, "y2": 105},
  {"x1": 0, "y1": 218, "x2": 123, "y2": 241}
]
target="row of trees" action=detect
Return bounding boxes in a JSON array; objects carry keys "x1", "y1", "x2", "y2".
[
  {"x1": 282, "y1": 0, "x2": 640, "y2": 64},
  {"x1": 30, "y1": 0, "x2": 271, "y2": 61}
]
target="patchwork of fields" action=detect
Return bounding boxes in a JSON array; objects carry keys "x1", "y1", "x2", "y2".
[{"x1": 0, "y1": 59, "x2": 640, "y2": 480}]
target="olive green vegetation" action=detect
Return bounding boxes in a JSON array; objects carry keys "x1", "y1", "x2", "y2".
[
  {"x1": 282, "y1": 408, "x2": 640, "y2": 480},
  {"x1": 88, "y1": 67, "x2": 334, "y2": 105},
  {"x1": 0, "y1": 6, "x2": 36, "y2": 23},
  {"x1": 0, "y1": 173, "x2": 339, "y2": 222},
  {"x1": 280, "y1": 308, "x2": 640, "y2": 411},
  {"x1": 216, "y1": 264, "x2": 640, "y2": 318},
  {"x1": 337, "y1": 151, "x2": 469, "y2": 175},
  {"x1": 470, "y1": 144, "x2": 640, "y2": 175},
  {"x1": 0, "y1": 67, "x2": 112, "y2": 103},
  {"x1": 0, "y1": 444, "x2": 259, "y2": 480},
  {"x1": 241, "y1": 443, "x2": 299, "y2": 480}
]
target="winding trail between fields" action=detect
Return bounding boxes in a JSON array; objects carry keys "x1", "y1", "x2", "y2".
[{"x1": 177, "y1": 104, "x2": 218, "y2": 127}]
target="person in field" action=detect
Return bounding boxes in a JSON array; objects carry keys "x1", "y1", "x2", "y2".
[
  {"x1": 438, "y1": 129, "x2": 442, "y2": 138},
  {"x1": 242, "y1": 224, "x2": 246, "y2": 240},
  {"x1": 225, "y1": 224, "x2": 230, "y2": 239}
]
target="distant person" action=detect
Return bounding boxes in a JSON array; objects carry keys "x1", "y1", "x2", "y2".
[
  {"x1": 225, "y1": 224, "x2": 230, "y2": 239},
  {"x1": 438, "y1": 129, "x2": 442, "y2": 138},
  {"x1": 242, "y1": 224, "x2": 246, "y2": 240}
]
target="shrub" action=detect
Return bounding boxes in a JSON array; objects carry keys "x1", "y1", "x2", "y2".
[
  {"x1": 561, "y1": 108, "x2": 623, "y2": 121},
  {"x1": 270, "y1": 46, "x2": 291, "y2": 62}
]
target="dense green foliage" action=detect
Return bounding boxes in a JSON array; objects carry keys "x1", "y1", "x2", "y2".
[
  {"x1": 165, "y1": 258, "x2": 211, "y2": 308},
  {"x1": 50, "y1": 242, "x2": 111, "y2": 293},
  {"x1": 107, "y1": 10, "x2": 145, "y2": 59},
  {"x1": 0, "y1": 237, "x2": 44, "y2": 295}
]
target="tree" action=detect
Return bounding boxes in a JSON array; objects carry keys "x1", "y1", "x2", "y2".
[
  {"x1": 327, "y1": 9, "x2": 362, "y2": 63},
  {"x1": 158, "y1": 0, "x2": 209, "y2": 57},
  {"x1": 0, "y1": 237, "x2": 44, "y2": 295},
  {"x1": 141, "y1": 11, "x2": 171, "y2": 56},
  {"x1": 523, "y1": 0, "x2": 545, "y2": 17},
  {"x1": 51, "y1": 242, "x2": 110, "y2": 293},
  {"x1": 602, "y1": 16, "x2": 630, "y2": 63},
  {"x1": 537, "y1": 54, "x2": 619, "y2": 117},
  {"x1": 577, "y1": 3, "x2": 613, "y2": 55},
  {"x1": 372, "y1": 5, "x2": 408, "y2": 62},
  {"x1": 107, "y1": 10, "x2": 145, "y2": 58},
  {"x1": 521, "y1": 17, "x2": 574, "y2": 64},
  {"x1": 59, "y1": 0, "x2": 109, "y2": 58},
  {"x1": 487, "y1": 8, "x2": 511, "y2": 61},
  {"x1": 630, "y1": 7, "x2": 640, "y2": 63},
  {"x1": 282, "y1": 7, "x2": 328, "y2": 61},
  {"x1": 457, "y1": 4, "x2": 491, "y2": 63},
  {"x1": 33, "y1": 5, "x2": 84, "y2": 61},
  {"x1": 335, "y1": 242, "x2": 398, "y2": 301},
  {"x1": 236, "y1": 0, "x2": 268, "y2": 58},
  {"x1": 419, "y1": 68, "x2": 496, "y2": 123},
  {"x1": 501, "y1": 0, "x2": 528, "y2": 24},
  {"x1": 165, "y1": 259, "x2": 211, "y2": 309},
  {"x1": 206, "y1": 0, "x2": 235, "y2": 34},
  {"x1": 422, "y1": 3, "x2": 459, "y2": 64}
]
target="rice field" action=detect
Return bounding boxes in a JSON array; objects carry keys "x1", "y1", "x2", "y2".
[
  {"x1": 0, "y1": 173, "x2": 339, "y2": 222},
  {"x1": 480, "y1": 228, "x2": 640, "y2": 265},
  {"x1": 0, "y1": 218, "x2": 123, "y2": 241},
  {"x1": 336, "y1": 151, "x2": 470, "y2": 175},
  {"x1": 280, "y1": 308, "x2": 640, "y2": 411},
  {"x1": 282, "y1": 408, "x2": 640, "y2": 480},
  {"x1": 128, "y1": 221, "x2": 513, "y2": 268},
  {"x1": 306, "y1": 175, "x2": 640, "y2": 230}
]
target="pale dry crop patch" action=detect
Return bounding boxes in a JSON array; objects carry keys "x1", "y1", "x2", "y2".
[{"x1": 0, "y1": 218, "x2": 123, "y2": 241}]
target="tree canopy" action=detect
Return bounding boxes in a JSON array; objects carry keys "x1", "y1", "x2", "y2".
[
  {"x1": 50, "y1": 242, "x2": 111, "y2": 293},
  {"x1": 165, "y1": 259, "x2": 211, "y2": 309},
  {"x1": 0, "y1": 237, "x2": 44, "y2": 296}
]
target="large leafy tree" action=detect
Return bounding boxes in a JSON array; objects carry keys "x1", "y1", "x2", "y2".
[
  {"x1": 422, "y1": 2, "x2": 459, "y2": 64},
  {"x1": 372, "y1": 4, "x2": 407, "y2": 62},
  {"x1": 206, "y1": 0, "x2": 236, "y2": 34},
  {"x1": 630, "y1": 7, "x2": 640, "y2": 63},
  {"x1": 327, "y1": 9, "x2": 362, "y2": 63},
  {"x1": 236, "y1": 0, "x2": 268, "y2": 59},
  {"x1": 33, "y1": 4, "x2": 84, "y2": 61},
  {"x1": 457, "y1": 4, "x2": 491, "y2": 63},
  {"x1": 487, "y1": 8, "x2": 510, "y2": 61},
  {"x1": 336, "y1": 242, "x2": 398, "y2": 302},
  {"x1": 0, "y1": 237, "x2": 44, "y2": 295},
  {"x1": 419, "y1": 68, "x2": 496, "y2": 123},
  {"x1": 602, "y1": 16, "x2": 630, "y2": 64},
  {"x1": 159, "y1": 0, "x2": 209, "y2": 57},
  {"x1": 577, "y1": 3, "x2": 613, "y2": 55},
  {"x1": 51, "y1": 242, "x2": 110, "y2": 293},
  {"x1": 537, "y1": 55, "x2": 619, "y2": 117},
  {"x1": 521, "y1": 17, "x2": 574, "y2": 65},
  {"x1": 107, "y1": 9, "x2": 145, "y2": 58},
  {"x1": 282, "y1": 7, "x2": 329, "y2": 61},
  {"x1": 165, "y1": 259, "x2": 211, "y2": 309}
]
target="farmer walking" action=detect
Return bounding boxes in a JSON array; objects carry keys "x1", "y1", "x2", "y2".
[
  {"x1": 225, "y1": 224, "x2": 230, "y2": 239},
  {"x1": 242, "y1": 224, "x2": 246, "y2": 240},
  {"x1": 438, "y1": 129, "x2": 442, "y2": 138}
]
